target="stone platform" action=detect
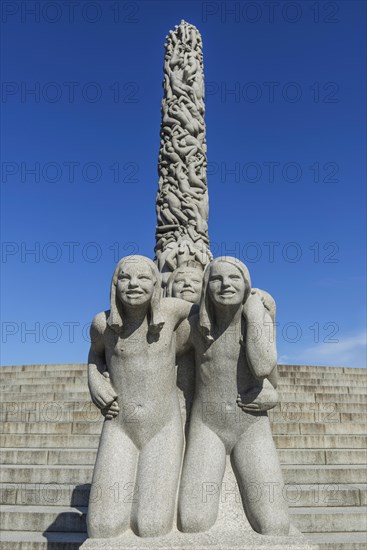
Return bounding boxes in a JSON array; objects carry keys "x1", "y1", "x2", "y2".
[
  {"x1": 82, "y1": 529, "x2": 316, "y2": 550},
  {"x1": 82, "y1": 452, "x2": 317, "y2": 549}
]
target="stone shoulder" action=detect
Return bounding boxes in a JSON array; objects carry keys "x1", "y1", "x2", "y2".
[
  {"x1": 91, "y1": 310, "x2": 110, "y2": 335},
  {"x1": 161, "y1": 297, "x2": 198, "y2": 314}
]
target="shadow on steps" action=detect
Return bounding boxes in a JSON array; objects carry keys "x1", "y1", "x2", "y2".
[{"x1": 43, "y1": 485, "x2": 89, "y2": 549}]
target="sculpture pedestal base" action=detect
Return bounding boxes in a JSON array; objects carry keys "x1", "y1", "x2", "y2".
[
  {"x1": 82, "y1": 459, "x2": 317, "y2": 549},
  {"x1": 80, "y1": 457, "x2": 318, "y2": 550},
  {"x1": 81, "y1": 525, "x2": 316, "y2": 550}
]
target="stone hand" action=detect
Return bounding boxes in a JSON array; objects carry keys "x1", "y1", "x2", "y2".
[
  {"x1": 236, "y1": 379, "x2": 278, "y2": 412},
  {"x1": 101, "y1": 399, "x2": 120, "y2": 420},
  {"x1": 89, "y1": 370, "x2": 118, "y2": 410},
  {"x1": 236, "y1": 393, "x2": 261, "y2": 411},
  {"x1": 243, "y1": 289, "x2": 264, "y2": 318}
]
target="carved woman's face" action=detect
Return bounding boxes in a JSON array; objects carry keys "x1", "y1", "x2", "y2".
[
  {"x1": 208, "y1": 262, "x2": 246, "y2": 307},
  {"x1": 171, "y1": 267, "x2": 203, "y2": 303},
  {"x1": 116, "y1": 261, "x2": 156, "y2": 307}
]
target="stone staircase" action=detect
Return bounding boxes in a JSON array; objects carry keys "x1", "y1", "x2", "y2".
[{"x1": 0, "y1": 363, "x2": 366, "y2": 550}]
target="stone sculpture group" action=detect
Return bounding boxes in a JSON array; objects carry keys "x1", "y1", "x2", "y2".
[
  {"x1": 87, "y1": 255, "x2": 288, "y2": 541},
  {"x1": 82, "y1": 20, "x2": 312, "y2": 550}
]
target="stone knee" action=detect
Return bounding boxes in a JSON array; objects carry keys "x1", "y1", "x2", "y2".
[
  {"x1": 178, "y1": 493, "x2": 219, "y2": 533},
  {"x1": 133, "y1": 509, "x2": 174, "y2": 538},
  {"x1": 179, "y1": 510, "x2": 217, "y2": 533},
  {"x1": 87, "y1": 502, "x2": 130, "y2": 539},
  {"x1": 87, "y1": 515, "x2": 126, "y2": 539},
  {"x1": 251, "y1": 509, "x2": 290, "y2": 536}
]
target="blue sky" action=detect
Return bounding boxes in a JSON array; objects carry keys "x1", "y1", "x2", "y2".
[{"x1": 1, "y1": 0, "x2": 366, "y2": 368}]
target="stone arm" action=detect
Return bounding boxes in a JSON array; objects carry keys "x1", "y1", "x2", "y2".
[
  {"x1": 250, "y1": 288, "x2": 278, "y2": 388},
  {"x1": 175, "y1": 315, "x2": 195, "y2": 356},
  {"x1": 88, "y1": 312, "x2": 119, "y2": 414},
  {"x1": 243, "y1": 291, "x2": 277, "y2": 380},
  {"x1": 161, "y1": 298, "x2": 197, "y2": 352},
  {"x1": 171, "y1": 297, "x2": 197, "y2": 328}
]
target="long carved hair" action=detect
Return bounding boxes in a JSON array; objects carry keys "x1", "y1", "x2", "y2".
[
  {"x1": 199, "y1": 256, "x2": 251, "y2": 342},
  {"x1": 107, "y1": 256, "x2": 165, "y2": 334}
]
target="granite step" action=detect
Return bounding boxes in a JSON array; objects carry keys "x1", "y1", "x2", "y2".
[
  {"x1": 1, "y1": 372, "x2": 364, "y2": 389},
  {"x1": 2, "y1": 433, "x2": 366, "y2": 450},
  {"x1": 280, "y1": 380, "x2": 366, "y2": 389},
  {"x1": 1, "y1": 482, "x2": 365, "y2": 508},
  {"x1": 0, "y1": 433, "x2": 101, "y2": 448},
  {"x1": 271, "y1": 423, "x2": 367, "y2": 436},
  {"x1": 271, "y1": 411, "x2": 367, "y2": 425},
  {"x1": 1, "y1": 386, "x2": 90, "y2": 394},
  {"x1": 0, "y1": 464, "x2": 93, "y2": 485},
  {"x1": 0, "y1": 448, "x2": 365, "y2": 467},
  {"x1": 2, "y1": 420, "x2": 366, "y2": 437},
  {"x1": 279, "y1": 385, "x2": 366, "y2": 396},
  {"x1": 306, "y1": 531, "x2": 367, "y2": 550},
  {"x1": 2, "y1": 390, "x2": 366, "y2": 405},
  {"x1": 0, "y1": 483, "x2": 90, "y2": 506},
  {"x1": 274, "y1": 435, "x2": 367, "y2": 449},
  {"x1": 3, "y1": 383, "x2": 366, "y2": 398},
  {"x1": 0, "y1": 530, "x2": 87, "y2": 550},
  {"x1": 0, "y1": 483, "x2": 367, "y2": 507},
  {"x1": 0, "y1": 371, "x2": 85, "y2": 381},
  {"x1": 314, "y1": 394, "x2": 366, "y2": 404},
  {"x1": 0, "y1": 448, "x2": 98, "y2": 465},
  {"x1": 0, "y1": 505, "x2": 87, "y2": 532},
  {"x1": 1, "y1": 392, "x2": 90, "y2": 402},
  {"x1": 4, "y1": 399, "x2": 363, "y2": 414},
  {"x1": 289, "y1": 506, "x2": 367, "y2": 533},
  {"x1": 278, "y1": 371, "x2": 367, "y2": 380},
  {"x1": 0, "y1": 376, "x2": 83, "y2": 385},
  {"x1": 0, "y1": 364, "x2": 361, "y2": 374},
  {"x1": 0, "y1": 422, "x2": 78, "y2": 435},
  {"x1": 282, "y1": 465, "x2": 367, "y2": 485},
  {"x1": 279, "y1": 449, "x2": 367, "y2": 466},
  {"x1": 1, "y1": 401, "x2": 365, "y2": 424},
  {"x1": 325, "y1": 450, "x2": 367, "y2": 465},
  {"x1": 0, "y1": 364, "x2": 86, "y2": 372},
  {"x1": 277, "y1": 402, "x2": 367, "y2": 414},
  {"x1": 1, "y1": 404, "x2": 101, "y2": 424},
  {"x1": 277, "y1": 392, "x2": 367, "y2": 403},
  {"x1": 1, "y1": 504, "x2": 366, "y2": 534},
  {"x1": 0, "y1": 372, "x2": 364, "y2": 384},
  {"x1": 2, "y1": 464, "x2": 365, "y2": 485},
  {"x1": 278, "y1": 368, "x2": 367, "y2": 376}
]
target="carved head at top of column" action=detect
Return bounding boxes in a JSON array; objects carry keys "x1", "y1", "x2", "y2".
[{"x1": 166, "y1": 264, "x2": 204, "y2": 303}]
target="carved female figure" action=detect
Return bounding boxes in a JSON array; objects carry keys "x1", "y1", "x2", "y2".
[
  {"x1": 177, "y1": 256, "x2": 290, "y2": 536},
  {"x1": 86, "y1": 255, "x2": 193, "y2": 539}
]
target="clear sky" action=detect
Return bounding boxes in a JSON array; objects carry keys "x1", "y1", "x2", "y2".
[{"x1": 1, "y1": 0, "x2": 366, "y2": 368}]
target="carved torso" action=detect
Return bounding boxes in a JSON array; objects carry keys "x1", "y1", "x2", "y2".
[
  {"x1": 190, "y1": 315, "x2": 264, "y2": 452},
  {"x1": 96, "y1": 301, "x2": 186, "y2": 448}
]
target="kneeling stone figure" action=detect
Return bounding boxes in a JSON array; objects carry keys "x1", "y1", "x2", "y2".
[
  {"x1": 86, "y1": 255, "x2": 193, "y2": 538},
  {"x1": 177, "y1": 256, "x2": 290, "y2": 536}
]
